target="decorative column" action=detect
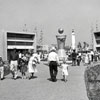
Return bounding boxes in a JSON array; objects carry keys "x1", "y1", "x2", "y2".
[
  {"x1": 72, "y1": 29, "x2": 76, "y2": 50},
  {"x1": 56, "y1": 28, "x2": 66, "y2": 60}
]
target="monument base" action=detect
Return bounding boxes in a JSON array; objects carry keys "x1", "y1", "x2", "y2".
[{"x1": 58, "y1": 49, "x2": 66, "y2": 61}]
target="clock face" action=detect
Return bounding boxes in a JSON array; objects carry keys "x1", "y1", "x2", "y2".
[{"x1": 58, "y1": 28, "x2": 64, "y2": 34}]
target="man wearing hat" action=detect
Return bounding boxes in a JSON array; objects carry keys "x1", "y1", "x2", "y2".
[
  {"x1": 9, "y1": 48, "x2": 19, "y2": 80},
  {"x1": 48, "y1": 47, "x2": 59, "y2": 82}
]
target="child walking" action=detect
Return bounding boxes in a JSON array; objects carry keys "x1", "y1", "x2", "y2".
[
  {"x1": 61, "y1": 59, "x2": 69, "y2": 82},
  {"x1": 20, "y1": 58, "x2": 27, "y2": 79}
]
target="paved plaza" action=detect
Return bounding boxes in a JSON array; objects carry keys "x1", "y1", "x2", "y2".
[{"x1": 0, "y1": 62, "x2": 88, "y2": 100}]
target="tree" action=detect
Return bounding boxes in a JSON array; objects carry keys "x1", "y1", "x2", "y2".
[
  {"x1": 65, "y1": 46, "x2": 71, "y2": 52},
  {"x1": 77, "y1": 42, "x2": 82, "y2": 51},
  {"x1": 83, "y1": 42, "x2": 89, "y2": 51},
  {"x1": 83, "y1": 42, "x2": 87, "y2": 50}
]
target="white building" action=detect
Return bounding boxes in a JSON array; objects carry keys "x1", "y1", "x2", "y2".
[{"x1": 0, "y1": 30, "x2": 36, "y2": 60}]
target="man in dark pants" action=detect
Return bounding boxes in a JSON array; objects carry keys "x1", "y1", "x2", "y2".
[
  {"x1": 48, "y1": 47, "x2": 59, "y2": 82},
  {"x1": 72, "y1": 49, "x2": 77, "y2": 66},
  {"x1": 49, "y1": 61, "x2": 58, "y2": 81}
]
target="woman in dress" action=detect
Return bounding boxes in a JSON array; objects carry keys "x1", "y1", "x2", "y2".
[
  {"x1": 84, "y1": 52, "x2": 89, "y2": 65},
  {"x1": 28, "y1": 54, "x2": 38, "y2": 80}
]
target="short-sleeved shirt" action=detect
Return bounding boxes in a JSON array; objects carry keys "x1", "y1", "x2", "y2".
[
  {"x1": 0, "y1": 61, "x2": 4, "y2": 67},
  {"x1": 72, "y1": 52, "x2": 77, "y2": 60},
  {"x1": 48, "y1": 51, "x2": 59, "y2": 63},
  {"x1": 10, "y1": 52, "x2": 19, "y2": 61}
]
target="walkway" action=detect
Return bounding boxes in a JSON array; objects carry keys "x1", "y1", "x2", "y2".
[{"x1": 0, "y1": 62, "x2": 88, "y2": 100}]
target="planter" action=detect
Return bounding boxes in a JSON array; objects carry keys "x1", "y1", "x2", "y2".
[{"x1": 84, "y1": 62, "x2": 100, "y2": 100}]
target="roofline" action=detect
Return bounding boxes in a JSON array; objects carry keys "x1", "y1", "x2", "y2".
[
  {"x1": 94, "y1": 31, "x2": 100, "y2": 34},
  {"x1": 5, "y1": 30, "x2": 36, "y2": 35}
]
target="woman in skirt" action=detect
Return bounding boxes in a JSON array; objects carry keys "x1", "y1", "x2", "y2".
[
  {"x1": 84, "y1": 52, "x2": 89, "y2": 65},
  {"x1": 28, "y1": 54, "x2": 38, "y2": 80}
]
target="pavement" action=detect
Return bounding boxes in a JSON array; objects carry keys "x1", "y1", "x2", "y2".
[{"x1": 0, "y1": 62, "x2": 88, "y2": 100}]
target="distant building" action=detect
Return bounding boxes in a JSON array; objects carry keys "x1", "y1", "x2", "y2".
[
  {"x1": 93, "y1": 31, "x2": 100, "y2": 52},
  {"x1": 42, "y1": 45, "x2": 49, "y2": 52},
  {"x1": 37, "y1": 45, "x2": 49, "y2": 53},
  {"x1": 0, "y1": 30, "x2": 36, "y2": 60}
]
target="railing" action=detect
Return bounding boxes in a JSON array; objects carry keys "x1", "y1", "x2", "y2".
[{"x1": 7, "y1": 38, "x2": 34, "y2": 41}]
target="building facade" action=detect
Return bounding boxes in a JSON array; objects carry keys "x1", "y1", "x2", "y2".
[
  {"x1": 93, "y1": 31, "x2": 100, "y2": 52},
  {"x1": 0, "y1": 30, "x2": 36, "y2": 60}
]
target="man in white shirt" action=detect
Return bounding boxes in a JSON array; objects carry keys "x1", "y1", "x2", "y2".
[{"x1": 48, "y1": 47, "x2": 59, "y2": 82}]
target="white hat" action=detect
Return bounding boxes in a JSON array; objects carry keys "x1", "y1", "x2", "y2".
[{"x1": 50, "y1": 47, "x2": 56, "y2": 51}]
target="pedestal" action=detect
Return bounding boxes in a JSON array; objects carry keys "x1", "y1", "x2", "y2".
[{"x1": 56, "y1": 29, "x2": 66, "y2": 61}]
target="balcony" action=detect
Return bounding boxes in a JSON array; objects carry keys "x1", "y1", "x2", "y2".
[
  {"x1": 7, "y1": 32, "x2": 35, "y2": 40},
  {"x1": 7, "y1": 45, "x2": 34, "y2": 49},
  {"x1": 7, "y1": 41, "x2": 33, "y2": 46},
  {"x1": 7, "y1": 39, "x2": 34, "y2": 42}
]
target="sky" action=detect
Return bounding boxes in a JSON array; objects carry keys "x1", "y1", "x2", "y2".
[{"x1": 0, "y1": 0, "x2": 100, "y2": 47}]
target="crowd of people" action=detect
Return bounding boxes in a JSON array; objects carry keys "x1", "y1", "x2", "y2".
[
  {"x1": 71, "y1": 50, "x2": 100, "y2": 66},
  {"x1": 0, "y1": 48, "x2": 41, "y2": 80},
  {"x1": 0, "y1": 47, "x2": 100, "y2": 82}
]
